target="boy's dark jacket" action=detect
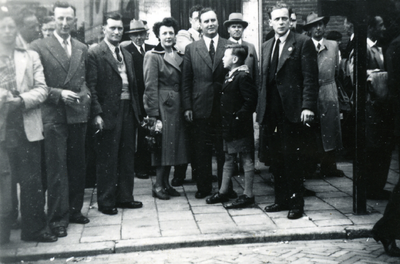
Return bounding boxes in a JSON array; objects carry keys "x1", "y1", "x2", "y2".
[{"x1": 220, "y1": 65, "x2": 258, "y2": 141}]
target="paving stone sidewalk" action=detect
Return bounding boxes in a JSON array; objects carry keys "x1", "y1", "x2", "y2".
[{"x1": 1, "y1": 151, "x2": 398, "y2": 263}]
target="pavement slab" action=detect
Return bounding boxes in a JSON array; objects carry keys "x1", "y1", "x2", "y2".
[{"x1": 2, "y1": 152, "x2": 399, "y2": 263}]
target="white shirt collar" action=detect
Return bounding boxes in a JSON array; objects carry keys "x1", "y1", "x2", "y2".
[
  {"x1": 367, "y1": 38, "x2": 378, "y2": 48},
  {"x1": 104, "y1": 38, "x2": 124, "y2": 62},
  {"x1": 54, "y1": 31, "x2": 71, "y2": 46},
  {"x1": 203, "y1": 34, "x2": 219, "y2": 51},
  {"x1": 132, "y1": 42, "x2": 145, "y2": 53},
  {"x1": 312, "y1": 38, "x2": 325, "y2": 50},
  {"x1": 229, "y1": 37, "x2": 242, "y2": 44},
  {"x1": 275, "y1": 30, "x2": 290, "y2": 44}
]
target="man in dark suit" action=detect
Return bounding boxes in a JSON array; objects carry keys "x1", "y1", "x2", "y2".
[
  {"x1": 30, "y1": 1, "x2": 91, "y2": 237},
  {"x1": 257, "y1": 2, "x2": 319, "y2": 219},
  {"x1": 182, "y1": 7, "x2": 236, "y2": 199},
  {"x1": 365, "y1": 15, "x2": 393, "y2": 200},
  {"x1": 123, "y1": 19, "x2": 154, "y2": 180},
  {"x1": 87, "y1": 13, "x2": 142, "y2": 215}
]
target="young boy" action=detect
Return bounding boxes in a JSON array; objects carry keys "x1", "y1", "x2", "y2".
[{"x1": 206, "y1": 44, "x2": 258, "y2": 208}]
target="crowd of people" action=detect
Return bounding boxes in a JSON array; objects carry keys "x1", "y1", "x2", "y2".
[{"x1": 0, "y1": 1, "x2": 400, "y2": 256}]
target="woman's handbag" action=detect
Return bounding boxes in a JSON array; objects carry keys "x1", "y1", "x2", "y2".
[{"x1": 142, "y1": 117, "x2": 162, "y2": 153}]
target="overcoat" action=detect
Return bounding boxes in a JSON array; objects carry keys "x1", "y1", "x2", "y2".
[
  {"x1": 316, "y1": 39, "x2": 342, "y2": 152},
  {"x1": 143, "y1": 44, "x2": 189, "y2": 166}
]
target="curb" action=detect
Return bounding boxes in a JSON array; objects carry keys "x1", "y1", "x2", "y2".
[{"x1": 0, "y1": 226, "x2": 374, "y2": 263}]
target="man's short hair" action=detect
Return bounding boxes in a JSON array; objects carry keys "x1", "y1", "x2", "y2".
[
  {"x1": 13, "y1": 7, "x2": 35, "y2": 27},
  {"x1": 103, "y1": 12, "x2": 123, "y2": 26},
  {"x1": 199, "y1": 7, "x2": 217, "y2": 23},
  {"x1": 367, "y1": 15, "x2": 380, "y2": 29},
  {"x1": 268, "y1": 1, "x2": 291, "y2": 19},
  {"x1": 153, "y1": 17, "x2": 179, "y2": 39},
  {"x1": 53, "y1": 1, "x2": 76, "y2": 16},
  {"x1": 225, "y1": 44, "x2": 248, "y2": 65},
  {"x1": 189, "y1": 5, "x2": 203, "y2": 18}
]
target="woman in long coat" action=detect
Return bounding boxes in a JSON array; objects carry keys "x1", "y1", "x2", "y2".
[{"x1": 143, "y1": 17, "x2": 189, "y2": 200}]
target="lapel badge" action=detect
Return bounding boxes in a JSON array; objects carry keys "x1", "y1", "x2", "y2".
[{"x1": 288, "y1": 47, "x2": 293, "y2": 52}]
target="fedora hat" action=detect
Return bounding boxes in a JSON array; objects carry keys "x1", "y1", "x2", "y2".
[
  {"x1": 126, "y1": 19, "x2": 146, "y2": 34},
  {"x1": 223, "y1": 13, "x2": 248, "y2": 29},
  {"x1": 304, "y1": 12, "x2": 329, "y2": 30}
]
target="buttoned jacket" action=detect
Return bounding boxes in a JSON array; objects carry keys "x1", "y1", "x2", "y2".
[
  {"x1": 181, "y1": 37, "x2": 232, "y2": 119},
  {"x1": 257, "y1": 31, "x2": 319, "y2": 124},
  {"x1": 30, "y1": 35, "x2": 91, "y2": 124}
]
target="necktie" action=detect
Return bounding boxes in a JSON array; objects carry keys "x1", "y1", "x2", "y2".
[
  {"x1": 115, "y1": 47, "x2": 122, "y2": 62},
  {"x1": 268, "y1": 38, "x2": 280, "y2": 84},
  {"x1": 209, "y1": 39, "x2": 215, "y2": 63},
  {"x1": 317, "y1": 43, "x2": 321, "y2": 52},
  {"x1": 140, "y1": 46, "x2": 145, "y2": 55},
  {"x1": 63, "y1": 39, "x2": 70, "y2": 58}
]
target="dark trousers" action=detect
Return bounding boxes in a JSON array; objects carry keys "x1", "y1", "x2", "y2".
[
  {"x1": 191, "y1": 117, "x2": 224, "y2": 193},
  {"x1": 95, "y1": 100, "x2": 136, "y2": 209},
  {"x1": 135, "y1": 124, "x2": 152, "y2": 174},
  {"x1": 365, "y1": 104, "x2": 394, "y2": 196},
  {"x1": 0, "y1": 142, "x2": 12, "y2": 243},
  {"x1": 44, "y1": 122, "x2": 87, "y2": 227},
  {"x1": 8, "y1": 137, "x2": 48, "y2": 240},
  {"x1": 266, "y1": 105, "x2": 312, "y2": 209},
  {"x1": 373, "y1": 152, "x2": 400, "y2": 239}
]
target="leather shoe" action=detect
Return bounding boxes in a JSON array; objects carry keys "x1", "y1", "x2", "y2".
[
  {"x1": 69, "y1": 215, "x2": 90, "y2": 224},
  {"x1": 264, "y1": 203, "x2": 290, "y2": 212},
  {"x1": 224, "y1": 195, "x2": 255, "y2": 209},
  {"x1": 165, "y1": 187, "x2": 180, "y2": 197},
  {"x1": 52, "y1": 226, "x2": 67, "y2": 237},
  {"x1": 136, "y1": 172, "x2": 149, "y2": 179},
  {"x1": 287, "y1": 208, "x2": 304, "y2": 219},
  {"x1": 22, "y1": 232, "x2": 58, "y2": 243},
  {"x1": 206, "y1": 192, "x2": 229, "y2": 204},
  {"x1": 99, "y1": 207, "x2": 118, "y2": 215},
  {"x1": 171, "y1": 177, "x2": 184, "y2": 187},
  {"x1": 373, "y1": 234, "x2": 400, "y2": 257},
  {"x1": 152, "y1": 186, "x2": 170, "y2": 200},
  {"x1": 116, "y1": 201, "x2": 143, "y2": 209},
  {"x1": 195, "y1": 191, "x2": 212, "y2": 199},
  {"x1": 228, "y1": 190, "x2": 238, "y2": 199}
]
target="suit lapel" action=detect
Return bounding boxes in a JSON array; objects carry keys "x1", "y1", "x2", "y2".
[
  {"x1": 64, "y1": 38, "x2": 83, "y2": 85},
  {"x1": 262, "y1": 39, "x2": 274, "y2": 77},
  {"x1": 277, "y1": 31, "x2": 295, "y2": 73},
  {"x1": 163, "y1": 52, "x2": 183, "y2": 72},
  {"x1": 371, "y1": 46, "x2": 384, "y2": 70},
  {"x1": 100, "y1": 41, "x2": 120, "y2": 75},
  {"x1": 121, "y1": 48, "x2": 134, "y2": 85},
  {"x1": 46, "y1": 35, "x2": 70, "y2": 72},
  {"x1": 14, "y1": 50, "x2": 26, "y2": 90},
  {"x1": 196, "y1": 39, "x2": 213, "y2": 70},
  {"x1": 213, "y1": 38, "x2": 226, "y2": 72}
]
